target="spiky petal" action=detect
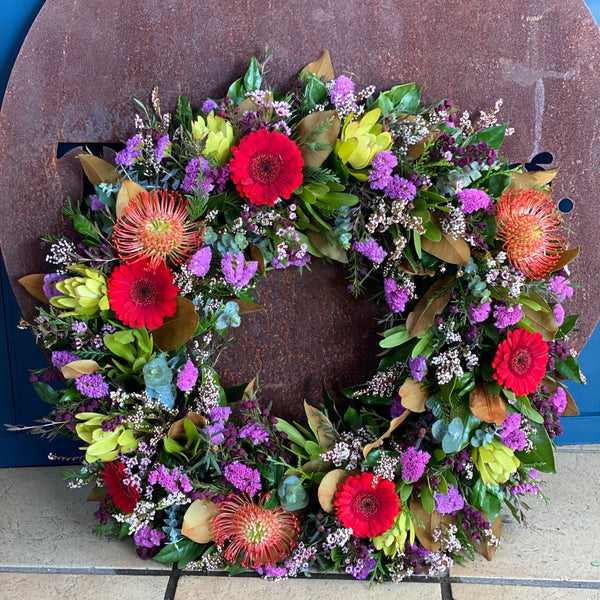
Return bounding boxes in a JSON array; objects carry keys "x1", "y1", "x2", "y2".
[
  {"x1": 496, "y1": 189, "x2": 564, "y2": 279},
  {"x1": 212, "y1": 494, "x2": 299, "y2": 567},
  {"x1": 112, "y1": 189, "x2": 203, "y2": 267}
]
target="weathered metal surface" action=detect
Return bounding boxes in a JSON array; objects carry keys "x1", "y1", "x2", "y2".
[{"x1": 0, "y1": 0, "x2": 599, "y2": 419}]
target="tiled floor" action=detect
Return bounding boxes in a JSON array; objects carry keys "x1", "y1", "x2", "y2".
[{"x1": 1, "y1": 447, "x2": 599, "y2": 599}]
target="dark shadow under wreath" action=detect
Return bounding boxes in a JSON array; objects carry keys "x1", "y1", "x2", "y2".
[{"x1": 13, "y1": 50, "x2": 583, "y2": 581}]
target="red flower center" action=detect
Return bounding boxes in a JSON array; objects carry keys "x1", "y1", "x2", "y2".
[
  {"x1": 249, "y1": 151, "x2": 282, "y2": 184},
  {"x1": 511, "y1": 348, "x2": 532, "y2": 375},
  {"x1": 353, "y1": 491, "x2": 379, "y2": 517},
  {"x1": 129, "y1": 277, "x2": 159, "y2": 306}
]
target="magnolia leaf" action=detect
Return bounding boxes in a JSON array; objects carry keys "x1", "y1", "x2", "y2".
[
  {"x1": 18, "y1": 274, "x2": 49, "y2": 304},
  {"x1": 167, "y1": 412, "x2": 207, "y2": 440},
  {"x1": 469, "y1": 382, "x2": 507, "y2": 425},
  {"x1": 244, "y1": 378, "x2": 256, "y2": 399},
  {"x1": 474, "y1": 515, "x2": 502, "y2": 561},
  {"x1": 248, "y1": 243, "x2": 266, "y2": 275},
  {"x1": 421, "y1": 228, "x2": 471, "y2": 265},
  {"x1": 78, "y1": 154, "x2": 121, "y2": 185},
  {"x1": 552, "y1": 247, "x2": 580, "y2": 272},
  {"x1": 301, "y1": 458, "x2": 331, "y2": 474},
  {"x1": 86, "y1": 484, "x2": 107, "y2": 502},
  {"x1": 238, "y1": 92, "x2": 274, "y2": 120},
  {"x1": 62, "y1": 360, "x2": 102, "y2": 379},
  {"x1": 409, "y1": 496, "x2": 443, "y2": 552},
  {"x1": 296, "y1": 110, "x2": 341, "y2": 167},
  {"x1": 152, "y1": 296, "x2": 199, "y2": 352},
  {"x1": 399, "y1": 378, "x2": 429, "y2": 413},
  {"x1": 507, "y1": 168, "x2": 559, "y2": 192},
  {"x1": 521, "y1": 293, "x2": 558, "y2": 341},
  {"x1": 304, "y1": 400, "x2": 336, "y2": 451},
  {"x1": 363, "y1": 412, "x2": 411, "y2": 458},
  {"x1": 181, "y1": 498, "x2": 220, "y2": 544},
  {"x1": 307, "y1": 231, "x2": 348, "y2": 263},
  {"x1": 116, "y1": 180, "x2": 146, "y2": 217},
  {"x1": 406, "y1": 276, "x2": 455, "y2": 338},
  {"x1": 300, "y1": 49, "x2": 335, "y2": 81},
  {"x1": 232, "y1": 299, "x2": 265, "y2": 315},
  {"x1": 406, "y1": 130, "x2": 440, "y2": 159},
  {"x1": 318, "y1": 468, "x2": 357, "y2": 513},
  {"x1": 397, "y1": 260, "x2": 430, "y2": 276}
]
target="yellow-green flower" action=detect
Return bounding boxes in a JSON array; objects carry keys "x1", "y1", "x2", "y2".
[
  {"x1": 50, "y1": 265, "x2": 109, "y2": 317},
  {"x1": 191, "y1": 112, "x2": 234, "y2": 164},
  {"x1": 335, "y1": 108, "x2": 392, "y2": 180},
  {"x1": 75, "y1": 412, "x2": 138, "y2": 463},
  {"x1": 472, "y1": 438, "x2": 520, "y2": 486},
  {"x1": 372, "y1": 511, "x2": 416, "y2": 557}
]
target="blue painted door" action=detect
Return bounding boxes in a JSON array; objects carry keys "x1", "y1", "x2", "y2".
[{"x1": 0, "y1": 1, "x2": 598, "y2": 464}]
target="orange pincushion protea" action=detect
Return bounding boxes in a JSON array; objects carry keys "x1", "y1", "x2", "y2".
[
  {"x1": 496, "y1": 188, "x2": 564, "y2": 279},
  {"x1": 212, "y1": 494, "x2": 299, "y2": 568},
  {"x1": 112, "y1": 189, "x2": 203, "y2": 267}
]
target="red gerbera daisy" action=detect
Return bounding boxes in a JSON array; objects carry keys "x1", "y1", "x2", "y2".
[
  {"x1": 334, "y1": 472, "x2": 400, "y2": 538},
  {"x1": 212, "y1": 494, "x2": 299, "y2": 568},
  {"x1": 496, "y1": 188, "x2": 565, "y2": 279},
  {"x1": 107, "y1": 258, "x2": 178, "y2": 330},
  {"x1": 102, "y1": 460, "x2": 140, "y2": 514},
  {"x1": 112, "y1": 189, "x2": 203, "y2": 267},
  {"x1": 492, "y1": 327, "x2": 549, "y2": 396},
  {"x1": 229, "y1": 129, "x2": 304, "y2": 206}
]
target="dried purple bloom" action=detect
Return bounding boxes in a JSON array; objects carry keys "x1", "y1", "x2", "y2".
[
  {"x1": 176, "y1": 359, "x2": 199, "y2": 392},
  {"x1": 400, "y1": 446, "x2": 430, "y2": 483},
  {"x1": 368, "y1": 150, "x2": 397, "y2": 190},
  {"x1": 238, "y1": 422, "x2": 270, "y2": 444},
  {"x1": 329, "y1": 75, "x2": 355, "y2": 108},
  {"x1": 351, "y1": 238, "x2": 387, "y2": 264},
  {"x1": 409, "y1": 356, "x2": 427, "y2": 382},
  {"x1": 116, "y1": 134, "x2": 143, "y2": 167},
  {"x1": 43, "y1": 273, "x2": 68, "y2": 299},
  {"x1": 433, "y1": 484, "x2": 465, "y2": 514},
  {"x1": 386, "y1": 175, "x2": 416, "y2": 201},
  {"x1": 492, "y1": 302, "x2": 522, "y2": 329},
  {"x1": 202, "y1": 99, "x2": 218, "y2": 114},
  {"x1": 548, "y1": 275, "x2": 574, "y2": 302},
  {"x1": 90, "y1": 194, "x2": 104, "y2": 211},
  {"x1": 181, "y1": 156, "x2": 214, "y2": 195},
  {"x1": 222, "y1": 252, "x2": 258, "y2": 288},
  {"x1": 75, "y1": 373, "x2": 109, "y2": 398},
  {"x1": 155, "y1": 134, "x2": 169, "y2": 162},
  {"x1": 553, "y1": 303, "x2": 565, "y2": 327},
  {"x1": 384, "y1": 278, "x2": 410, "y2": 313},
  {"x1": 468, "y1": 301, "x2": 491, "y2": 324},
  {"x1": 189, "y1": 246, "x2": 212, "y2": 277},
  {"x1": 457, "y1": 188, "x2": 492, "y2": 214},
  {"x1": 224, "y1": 462, "x2": 262, "y2": 496},
  {"x1": 51, "y1": 350, "x2": 80, "y2": 370}
]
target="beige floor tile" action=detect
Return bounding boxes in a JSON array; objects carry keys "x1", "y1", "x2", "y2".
[
  {"x1": 0, "y1": 466, "x2": 164, "y2": 570},
  {"x1": 452, "y1": 583, "x2": 600, "y2": 599},
  {"x1": 0, "y1": 573, "x2": 170, "y2": 600},
  {"x1": 450, "y1": 452, "x2": 600, "y2": 582},
  {"x1": 174, "y1": 575, "x2": 441, "y2": 599}
]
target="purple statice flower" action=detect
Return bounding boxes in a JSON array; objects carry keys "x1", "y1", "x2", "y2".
[
  {"x1": 176, "y1": 360, "x2": 199, "y2": 392},
  {"x1": 386, "y1": 175, "x2": 417, "y2": 201},
  {"x1": 434, "y1": 484, "x2": 465, "y2": 514},
  {"x1": 384, "y1": 278, "x2": 410, "y2": 313},
  {"x1": 500, "y1": 412, "x2": 527, "y2": 451},
  {"x1": 351, "y1": 238, "x2": 387, "y2": 264},
  {"x1": 154, "y1": 134, "x2": 169, "y2": 162},
  {"x1": 222, "y1": 252, "x2": 258, "y2": 288},
  {"x1": 181, "y1": 156, "x2": 215, "y2": 196},
  {"x1": 147, "y1": 465, "x2": 188, "y2": 495},
  {"x1": 209, "y1": 406, "x2": 232, "y2": 422},
  {"x1": 345, "y1": 537, "x2": 378, "y2": 580},
  {"x1": 75, "y1": 373, "x2": 109, "y2": 398},
  {"x1": 549, "y1": 386, "x2": 567, "y2": 414},
  {"x1": 457, "y1": 188, "x2": 492, "y2": 214},
  {"x1": 115, "y1": 134, "x2": 143, "y2": 167},
  {"x1": 202, "y1": 99, "x2": 218, "y2": 114},
  {"x1": 390, "y1": 394, "x2": 406, "y2": 420},
  {"x1": 189, "y1": 246, "x2": 212, "y2": 278},
  {"x1": 238, "y1": 422, "x2": 270, "y2": 444},
  {"x1": 493, "y1": 302, "x2": 522, "y2": 329},
  {"x1": 400, "y1": 446, "x2": 431, "y2": 483},
  {"x1": 134, "y1": 526, "x2": 166, "y2": 548},
  {"x1": 329, "y1": 75, "x2": 355, "y2": 109},
  {"x1": 468, "y1": 301, "x2": 491, "y2": 324},
  {"x1": 206, "y1": 422, "x2": 226, "y2": 444},
  {"x1": 368, "y1": 150, "x2": 397, "y2": 190},
  {"x1": 51, "y1": 350, "x2": 80, "y2": 370},
  {"x1": 408, "y1": 356, "x2": 427, "y2": 382},
  {"x1": 43, "y1": 273, "x2": 67, "y2": 299},
  {"x1": 548, "y1": 275, "x2": 574, "y2": 302},
  {"x1": 511, "y1": 468, "x2": 543, "y2": 495},
  {"x1": 553, "y1": 303, "x2": 565, "y2": 327},
  {"x1": 204, "y1": 163, "x2": 231, "y2": 193},
  {"x1": 90, "y1": 194, "x2": 104, "y2": 211},
  {"x1": 224, "y1": 462, "x2": 262, "y2": 496},
  {"x1": 256, "y1": 564, "x2": 288, "y2": 579}
]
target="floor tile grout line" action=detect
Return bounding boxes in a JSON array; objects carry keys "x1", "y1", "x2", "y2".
[
  {"x1": 163, "y1": 565, "x2": 179, "y2": 600},
  {"x1": 0, "y1": 566, "x2": 173, "y2": 576},
  {"x1": 449, "y1": 576, "x2": 600, "y2": 589}
]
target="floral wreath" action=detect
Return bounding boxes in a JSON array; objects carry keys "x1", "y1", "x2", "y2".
[{"x1": 13, "y1": 50, "x2": 583, "y2": 581}]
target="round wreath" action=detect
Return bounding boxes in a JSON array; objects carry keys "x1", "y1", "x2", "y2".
[{"x1": 15, "y1": 50, "x2": 583, "y2": 581}]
